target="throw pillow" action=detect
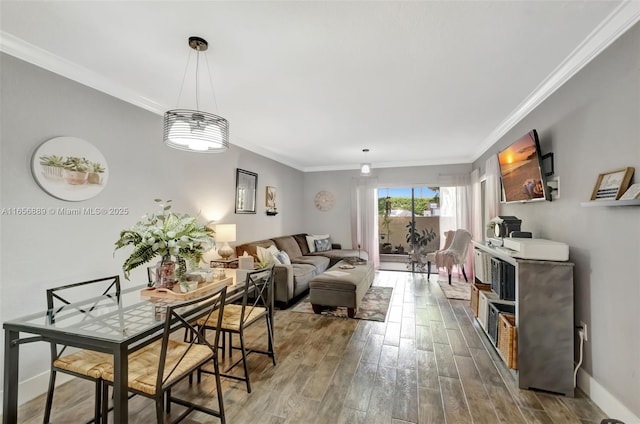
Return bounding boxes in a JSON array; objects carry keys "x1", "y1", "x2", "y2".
[
  {"x1": 306, "y1": 234, "x2": 330, "y2": 253},
  {"x1": 257, "y1": 245, "x2": 281, "y2": 265},
  {"x1": 277, "y1": 250, "x2": 292, "y2": 265},
  {"x1": 256, "y1": 245, "x2": 269, "y2": 264},
  {"x1": 314, "y1": 238, "x2": 331, "y2": 252}
]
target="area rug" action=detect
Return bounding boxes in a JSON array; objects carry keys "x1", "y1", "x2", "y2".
[
  {"x1": 437, "y1": 279, "x2": 471, "y2": 300},
  {"x1": 290, "y1": 286, "x2": 393, "y2": 322}
]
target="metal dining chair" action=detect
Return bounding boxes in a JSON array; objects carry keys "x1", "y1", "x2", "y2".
[
  {"x1": 44, "y1": 276, "x2": 121, "y2": 424},
  {"x1": 100, "y1": 285, "x2": 228, "y2": 423},
  {"x1": 197, "y1": 266, "x2": 276, "y2": 393}
]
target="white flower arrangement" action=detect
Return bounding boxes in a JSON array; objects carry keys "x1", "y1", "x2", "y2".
[{"x1": 114, "y1": 199, "x2": 215, "y2": 280}]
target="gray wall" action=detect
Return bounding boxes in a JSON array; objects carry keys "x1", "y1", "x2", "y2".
[
  {"x1": 303, "y1": 164, "x2": 472, "y2": 249},
  {"x1": 0, "y1": 53, "x2": 305, "y2": 391},
  {"x1": 474, "y1": 23, "x2": 640, "y2": 418}
]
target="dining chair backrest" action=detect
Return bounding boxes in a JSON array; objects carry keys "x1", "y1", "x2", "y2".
[
  {"x1": 239, "y1": 266, "x2": 275, "y2": 326},
  {"x1": 46, "y1": 275, "x2": 121, "y2": 314},
  {"x1": 156, "y1": 285, "x2": 227, "y2": 392}
]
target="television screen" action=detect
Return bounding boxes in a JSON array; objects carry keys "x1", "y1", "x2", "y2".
[{"x1": 498, "y1": 130, "x2": 549, "y2": 203}]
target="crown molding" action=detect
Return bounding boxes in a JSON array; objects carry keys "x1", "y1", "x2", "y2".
[
  {"x1": 472, "y1": 0, "x2": 640, "y2": 163},
  {"x1": 0, "y1": 31, "x2": 166, "y2": 115},
  {"x1": 302, "y1": 155, "x2": 472, "y2": 173}
]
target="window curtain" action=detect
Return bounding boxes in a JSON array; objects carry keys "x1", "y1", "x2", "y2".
[
  {"x1": 485, "y1": 155, "x2": 501, "y2": 222},
  {"x1": 438, "y1": 174, "x2": 473, "y2": 279},
  {"x1": 470, "y1": 169, "x2": 483, "y2": 242},
  {"x1": 351, "y1": 177, "x2": 380, "y2": 269}
]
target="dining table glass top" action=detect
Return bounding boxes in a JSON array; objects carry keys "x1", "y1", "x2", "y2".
[{"x1": 3, "y1": 275, "x2": 243, "y2": 343}]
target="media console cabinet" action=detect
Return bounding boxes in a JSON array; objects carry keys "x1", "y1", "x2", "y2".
[{"x1": 472, "y1": 241, "x2": 575, "y2": 396}]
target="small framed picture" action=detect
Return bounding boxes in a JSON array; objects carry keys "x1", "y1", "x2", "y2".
[
  {"x1": 265, "y1": 186, "x2": 276, "y2": 208},
  {"x1": 590, "y1": 167, "x2": 635, "y2": 200},
  {"x1": 619, "y1": 183, "x2": 640, "y2": 200}
]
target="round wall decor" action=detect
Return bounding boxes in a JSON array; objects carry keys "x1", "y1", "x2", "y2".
[
  {"x1": 31, "y1": 137, "x2": 109, "y2": 201},
  {"x1": 314, "y1": 190, "x2": 335, "y2": 211}
]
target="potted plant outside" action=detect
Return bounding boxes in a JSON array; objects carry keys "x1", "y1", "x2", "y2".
[{"x1": 405, "y1": 221, "x2": 436, "y2": 272}]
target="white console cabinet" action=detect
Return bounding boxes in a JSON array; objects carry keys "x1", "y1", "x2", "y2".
[{"x1": 472, "y1": 241, "x2": 575, "y2": 396}]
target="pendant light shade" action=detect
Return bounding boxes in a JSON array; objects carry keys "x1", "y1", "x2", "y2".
[
  {"x1": 360, "y1": 148, "x2": 372, "y2": 175},
  {"x1": 163, "y1": 36, "x2": 229, "y2": 153},
  {"x1": 163, "y1": 110, "x2": 229, "y2": 153}
]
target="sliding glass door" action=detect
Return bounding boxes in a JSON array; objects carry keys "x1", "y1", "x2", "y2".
[{"x1": 378, "y1": 186, "x2": 441, "y2": 268}]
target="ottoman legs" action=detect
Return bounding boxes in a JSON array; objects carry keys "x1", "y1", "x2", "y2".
[{"x1": 311, "y1": 303, "x2": 357, "y2": 318}]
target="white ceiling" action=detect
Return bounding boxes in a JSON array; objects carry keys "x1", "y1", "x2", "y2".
[{"x1": 1, "y1": 1, "x2": 638, "y2": 172}]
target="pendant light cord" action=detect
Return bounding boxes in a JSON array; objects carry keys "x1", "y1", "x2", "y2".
[
  {"x1": 203, "y1": 53, "x2": 221, "y2": 114},
  {"x1": 173, "y1": 43, "x2": 220, "y2": 114},
  {"x1": 194, "y1": 45, "x2": 200, "y2": 111},
  {"x1": 174, "y1": 49, "x2": 192, "y2": 109}
]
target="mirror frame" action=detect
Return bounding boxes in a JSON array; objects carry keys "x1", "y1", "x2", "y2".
[{"x1": 235, "y1": 168, "x2": 258, "y2": 214}]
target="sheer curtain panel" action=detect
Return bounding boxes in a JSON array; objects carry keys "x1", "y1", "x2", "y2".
[
  {"x1": 438, "y1": 173, "x2": 473, "y2": 279},
  {"x1": 351, "y1": 177, "x2": 380, "y2": 269}
]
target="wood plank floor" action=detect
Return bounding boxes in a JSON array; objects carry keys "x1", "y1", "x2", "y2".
[{"x1": 8, "y1": 270, "x2": 610, "y2": 423}]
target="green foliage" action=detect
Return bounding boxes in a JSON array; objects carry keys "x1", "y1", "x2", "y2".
[
  {"x1": 63, "y1": 156, "x2": 90, "y2": 172},
  {"x1": 114, "y1": 199, "x2": 215, "y2": 280},
  {"x1": 90, "y1": 162, "x2": 105, "y2": 173},
  {"x1": 378, "y1": 197, "x2": 437, "y2": 215},
  {"x1": 39, "y1": 155, "x2": 65, "y2": 167},
  {"x1": 405, "y1": 221, "x2": 436, "y2": 249}
]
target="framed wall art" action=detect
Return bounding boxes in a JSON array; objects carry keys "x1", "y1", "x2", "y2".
[
  {"x1": 31, "y1": 136, "x2": 109, "y2": 201},
  {"x1": 265, "y1": 186, "x2": 278, "y2": 215},
  {"x1": 590, "y1": 167, "x2": 634, "y2": 201},
  {"x1": 619, "y1": 183, "x2": 640, "y2": 200},
  {"x1": 235, "y1": 168, "x2": 257, "y2": 214}
]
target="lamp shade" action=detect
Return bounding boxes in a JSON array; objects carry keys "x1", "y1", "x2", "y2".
[
  {"x1": 215, "y1": 224, "x2": 236, "y2": 243},
  {"x1": 360, "y1": 148, "x2": 371, "y2": 175},
  {"x1": 360, "y1": 162, "x2": 371, "y2": 175},
  {"x1": 163, "y1": 109, "x2": 229, "y2": 153}
]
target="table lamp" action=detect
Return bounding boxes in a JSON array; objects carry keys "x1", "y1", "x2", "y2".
[{"x1": 216, "y1": 224, "x2": 236, "y2": 260}]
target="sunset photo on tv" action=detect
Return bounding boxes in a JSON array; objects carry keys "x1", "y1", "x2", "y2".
[{"x1": 498, "y1": 130, "x2": 546, "y2": 202}]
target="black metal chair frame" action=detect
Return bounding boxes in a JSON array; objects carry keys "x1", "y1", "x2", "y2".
[
  {"x1": 101, "y1": 286, "x2": 227, "y2": 424},
  {"x1": 43, "y1": 275, "x2": 121, "y2": 424},
  {"x1": 198, "y1": 266, "x2": 276, "y2": 393}
]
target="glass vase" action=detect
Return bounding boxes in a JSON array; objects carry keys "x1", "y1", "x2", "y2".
[{"x1": 155, "y1": 255, "x2": 176, "y2": 290}]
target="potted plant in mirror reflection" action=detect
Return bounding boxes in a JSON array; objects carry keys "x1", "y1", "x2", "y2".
[{"x1": 114, "y1": 199, "x2": 215, "y2": 290}]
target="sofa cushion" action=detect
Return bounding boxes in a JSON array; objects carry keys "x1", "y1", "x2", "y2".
[
  {"x1": 272, "y1": 236, "x2": 303, "y2": 259},
  {"x1": 235, "y1": 239, "x2": 276, "y2": 260},
  {"x1": 257, "y1": 245, "x2": 280, "y2": 265},
  {"x1": 306, "y1": 234, "x2": 330, "y2": 253},
  {"x1": 307, "y1": 249, "x2": 369, "y2": 267},
  {"x1": 292, "y1": 263, "x2": 317, "y2": 288},
  {"x1": 277, "y1": 250, "x2": 291, "y2": 265},
  {"x1": 293, "y1": 234, "x2": 310, "y2": 255},
  {"x1": 291, "y1": 255, "x2": 330, "y2": 273},
  {"x1": 314, "y1": 238, "x2": 331, "y2": 252}
]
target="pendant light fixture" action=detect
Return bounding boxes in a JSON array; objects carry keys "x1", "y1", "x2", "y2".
[
  {"x1": 163, "y1": 36, "x2": 229, "y2": 153},
  {"x1": 360, "y1": 148, "x2": 372, "y2": 175}
]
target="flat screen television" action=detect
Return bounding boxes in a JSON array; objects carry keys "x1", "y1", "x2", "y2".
[{"x1": 498, "y1": 129, "x2": 550, "y2": 203}]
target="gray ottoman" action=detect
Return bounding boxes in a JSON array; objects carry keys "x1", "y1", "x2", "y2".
[{"x1": 309, "y1": 261, "x2": 375, "y2": 318}]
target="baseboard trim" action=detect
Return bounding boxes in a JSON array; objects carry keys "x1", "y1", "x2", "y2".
[
  {"x1": 577, "y1": 368, "x2": 640, "y2": 423},
  {"x1": 0, "y1": 371, "x2": 73, "y2": 416}
]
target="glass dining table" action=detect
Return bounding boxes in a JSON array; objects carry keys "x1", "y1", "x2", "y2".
[{"x1": 2, "y1": 269, "x2": 252, "y2": 424}]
